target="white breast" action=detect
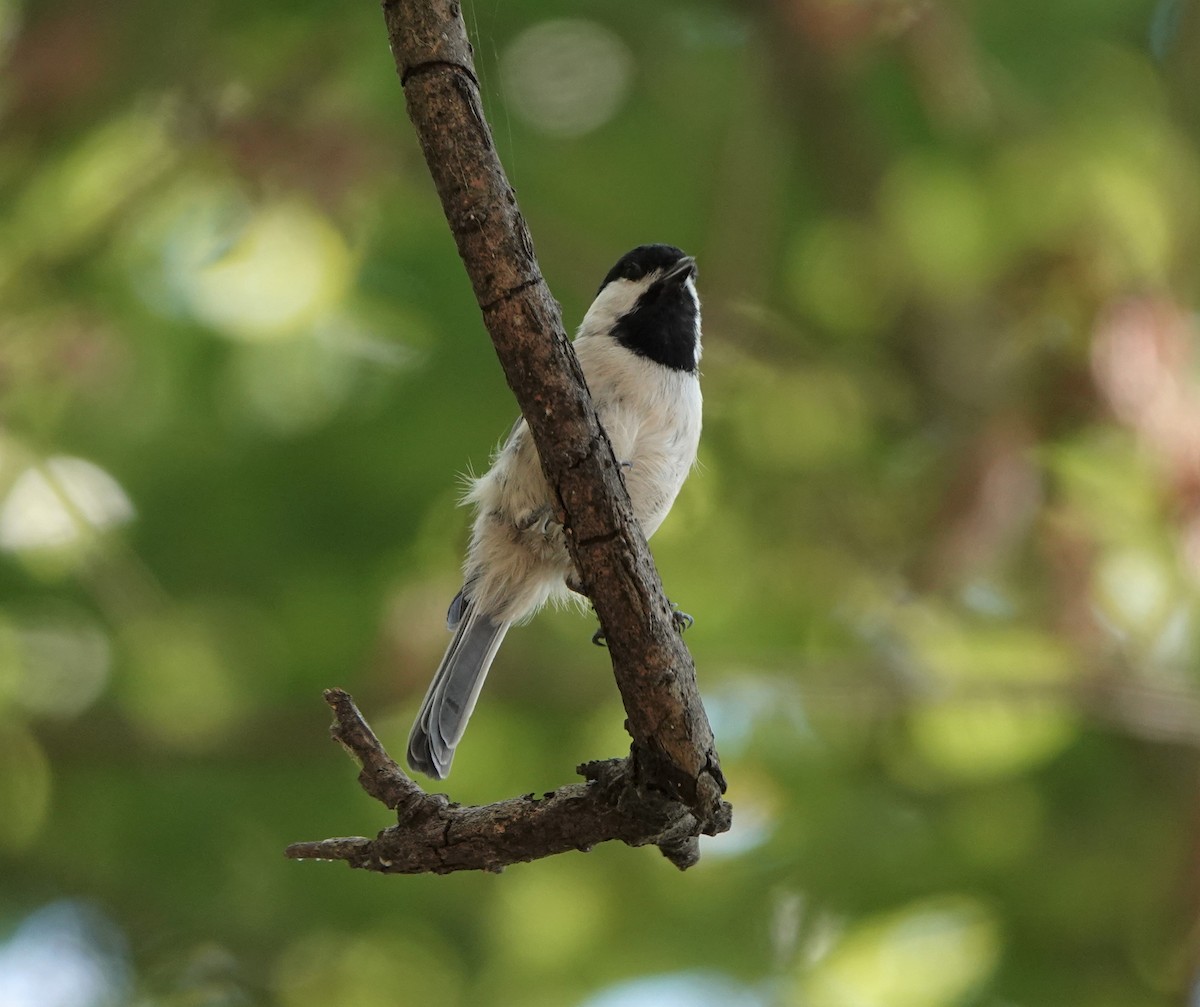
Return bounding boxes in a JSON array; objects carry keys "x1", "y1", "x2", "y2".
[
  {"x1": 574, "y1": 334, "x2": 702, "y2": 539},
  {"x1": 459, "y1": 292, "x2": 702, "y2": 625}
]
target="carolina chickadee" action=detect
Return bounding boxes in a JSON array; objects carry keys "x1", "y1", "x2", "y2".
[{"x1": 407, "y1": 244, "x2": 703, "y2": 779}]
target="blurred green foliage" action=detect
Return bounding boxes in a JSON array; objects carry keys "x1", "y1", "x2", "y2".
[{"x1": 2, "y1": 0, "x2": 1200, "y2": 1004}]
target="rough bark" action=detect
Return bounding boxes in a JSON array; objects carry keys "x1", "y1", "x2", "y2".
[
  {"x1": 286, "y1": 691, "x2": 730, "y2": 873},
  {"x1": 285, "y1": 0, "x2": 729, "y2": 874}
]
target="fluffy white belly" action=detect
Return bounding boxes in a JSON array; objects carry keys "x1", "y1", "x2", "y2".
[{"x1": 461, "y1": 334, "x2": 701, "y2": 623}]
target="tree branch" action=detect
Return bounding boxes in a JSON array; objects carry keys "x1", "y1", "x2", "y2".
[
  {"x1": 285, "y1": 691, "x2": 731, "y2": 873},
  {"x1": 286, "y1": 0, "x2": 729, "y2": 874}
]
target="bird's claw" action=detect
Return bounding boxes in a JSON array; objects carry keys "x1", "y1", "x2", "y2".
[
  {"x1": 592, "y1": 605, "x2": 691, "y2": 646},
  {"x1": 515, "y1": 506, "x2": 554, "y2": 533},
  {"x1": 671, "y1": 604, "x2": 694, "y2": 634}
]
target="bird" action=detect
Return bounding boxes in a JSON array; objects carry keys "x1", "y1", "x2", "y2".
[{"x1": 406, "y1": 244, "x2": 703, "y2": 779}]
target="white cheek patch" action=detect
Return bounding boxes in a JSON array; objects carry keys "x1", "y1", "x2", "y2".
[{"x1": 577, "y1": 275, "x2": 654, "y2": 341}]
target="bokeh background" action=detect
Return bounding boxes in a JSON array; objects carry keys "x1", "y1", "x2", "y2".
[{"x1": 3, "y1": 0, "x2": 1200, "y2": 1003}]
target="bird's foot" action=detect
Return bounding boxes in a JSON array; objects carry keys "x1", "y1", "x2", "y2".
[
  {"x1": 593, "y1": 606, "x2": 690, "y2": 647},
  {"x1": 515, "y1": 506, "x2": 554, "y2": 534},
  {"x1": 671, "y1": 603, "x2": 694, "y2": 635}
]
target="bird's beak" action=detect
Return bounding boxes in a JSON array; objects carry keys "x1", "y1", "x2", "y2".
[{"x1": 662, "y1": 256, "x2": 697, "y2": 284}]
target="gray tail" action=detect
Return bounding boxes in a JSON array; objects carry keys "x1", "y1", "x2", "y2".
[{"x1": 406, "y1": 596, "x2": 509, "y2": 779}]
